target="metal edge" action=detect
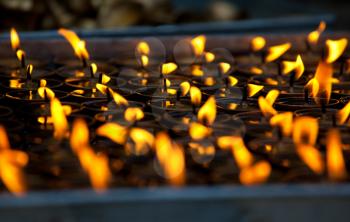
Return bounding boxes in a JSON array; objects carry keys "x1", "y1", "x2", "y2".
[{"x1": 0, "y1": 184, "x2": 350, "y2": 208}]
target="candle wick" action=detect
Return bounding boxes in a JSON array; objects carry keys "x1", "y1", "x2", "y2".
[
  {"x1": 82, "y1": 57, "x2": 87, "y2": 68},
  {"x1": 90, "y1": 66, "x2": 94, "y2": 78},
  {"x1": 21, "y1": 54, "x2": 26, "y2": 68},
  {"x1": 98, "y1": 73, "x2": 103, "y2": 84}
]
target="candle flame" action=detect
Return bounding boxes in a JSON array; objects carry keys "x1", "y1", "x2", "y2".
[
  {"x1": 239, "y1": 160, "x2": 271, "y2": 185},
  {"x1": 50, "y1": 98, "x2": 69, "y2": 140},
  {"x1": 223, "y1": 136, "x2": 255, "y2": 169},
  {"x1": 293, "y1": 116, "x2": 318, "y2": 146},
  {"x1": 326, "y1": 129, "x2": 347, "y2": 181},
  {"x1": 96, "y1": 123, "x2": 127, "y2": 144},
  {"x1": 124, "y1": 107, "x2": 144, "y2": 123},
  {"x1": 70, "y1": 119, "x2": 111, "y2": 191},
  {"x1": 58, "y1": 28, "x2": 90, "y2": 61},
  {"x1": 307, "y1": 21, "x2": 326, "y2": 45},
  {"x1": 251, "y1": 36, "x2": 266, "y2": 52},
  {"x1": 296, "y1": 144, "x2": 324, "y2": 174},
  {"x1": 190, "y1": 35, "x2": 206, "y2": 57},
  {"x1": 155, "y1": 132, "x2": 185, "y2": 186},
  {"x1": 136, "y1": 41, "x2": 150, "y2": 55},
  {"x1": 161, "y1": 62, "x2": 178, "y2": 75},
  {"x1": 258, "y1": 96, "x2": 277, "y2": 118},
  {"x1": 108, "y1": 88, "x2": 129, "y2": 106},
  {"x1": 189, "y1": 122, "x2": 212, "y2": 140},
  {"x1": 180, "y1": 81, "x2": 191, "y2": 96},
  {"x1": 197, "y1": 96, "x2": 216, "y2": 126},
  {"x1": 27, "y1": 64, "x2": 33, "y2": 76},
  {"x1": 314, "y1": 61, "x2": 333, "y2": 104},
  {"x1": 16, "y1": 49, "x2": 25, "y2": 63},
  {"x1": 10, "y1": 28, "x2": 20, "y2": 50},
  {"x1": 90, "y1": 63, "x2": 97, "y2": 75},
  {"x1": 250, "y1": 66, "x2": 263, "y2": 75},
  {"x1": 265, "y1": 89, "x2": 280, "y2": 105},
  {"x1": 219, "y1": 62, "x2": 231, "y2": 74},
  {"x1": 38, "y1": 85, "x2": 56, "y2": 100},
  {"x1": 0, "y1": 126, "x2": 28, "y2": 196},
  {"x1": 141, "y1": 55, "x2": 149, "y2": 67},
  {"x1": 227, "y1": 76, "x2": 238, "y2": 86},
  {"x1": 337, "y1": 101, "x2": 350, "y2": 124},
  {"x1": 205, "y1": 52, "x2": 215, "y2": 62},
  {"x1": 270, "y1": 112, "x2": 293, "y2": 137},
  {"x1": 190, "y1": 86, "x2": 202, "y2": 106},
  {"x1": 265, "y1": 43, "x2": 291, "y2": 63},
  {"x1": 247, "y1": 84, "x2": 264, "y2": 97},
  {"x1": 282, "y1": 55, "x2": 305, "y2": 80},
  {"x1": 191, "y1": 65, "x2": 204, "y2": 76},
  {"x1": 305, "y1": 78, "x2": 319, "y2": 98},
  {"x1": 100, "y1": 74, "x2": 111, "y2": 85},
  {"x1": 325, "y1": 38, "x2": 348, "y2": 64}
]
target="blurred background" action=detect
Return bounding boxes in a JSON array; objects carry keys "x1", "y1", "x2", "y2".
[{"x1": 0, "y1": 0, "x2": 349, "y2": 31}]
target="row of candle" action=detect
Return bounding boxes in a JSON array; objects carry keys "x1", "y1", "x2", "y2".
[{"x1": 0, "y1": 22, "x2": 349, "y2": 196}]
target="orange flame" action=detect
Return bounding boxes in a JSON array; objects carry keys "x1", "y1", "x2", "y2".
[
  {"x1": 38, "y1": 85, "x2": 56, "y2": 100},
  {"x1": 217, "y1": 136, "x2": 254, "y2": 169},
  {"x1": 90, "y1": 63, "x2": 97, "y2": 76},
  {"x1": 325, "y1": 38, "x2": 348, "y2": 64},
  {"x1": 27, "y1": 64, "x2": 33, "y2": 76},
  {"x1": 265, "y1": 43, "x2": 291, "y2": 63},
  {"x1": 50, "y1": 98, "x2": 69, "y2": 140},
  {"x1": 70, "y1": 119, "x2": 111, "y2": 191},
  {"x1": 218, "y1": 62, "x2": 231, "y2": 74},
  {"x1": 326, "y1": 129, "x2": 347, "y2": 181},
  {"x1": 247, "y1": 84, "x2": 264, "y2": 97},
  {"x1": 314, "y1": 61, "x2": 333, "y2": 103},
  {"x1": 191, "y1": 65, "x2": 204, "y2": 76},
  {"x1": 96, "y1": 123, "x2": 127, "y2": 144},
  {"x1": 101, "y1": 74, "x2": 111, "y2": 85},
  {"x1": 58, "y1": 28, "x2": 89, "y2": 60},
  {"x1": 190, "y1": 35, "x2": 206, "y2": 57},
  {"x1": 16, "y1": 49, "x2": 25, "y2": 63},
  {"x1": 251, "y1": 36, "x2": 266, "y2": 52},
  {"x1": 293, "y1": 116, "x2": 318, "y2": 145},
  {"x1": 126, "y1": 128, "x2": 154, "y2": 155},
  {"x1": 0, "y1": 126, "x2": 28, "y2": 196},
  {"x1": 155, "y1": 132, "x2": 185, "y2": 185},
  {"x1": 136, "y1": 41, "x2": 150, "y2": 55},
  {"x1": 337, "y1": 101, "x2": 350, "y2": 124},
  {"x1": 204, "y1": 52, "x2": 215, "y2": 62},
  {"x1": 282, "y1": 55, "x2": 305, "y2": 80},
  {"x1": 265, "y1": 89, "x2": 280, "y2": 105},
  {"x1": 239, "y1": 160, "x2": 271, "y2": 185},
  {"x1": 161, "y1": 62, "x2": 178, "y2": 75},
  {"x1": 70, "y1": 118, "x2": 89, "y2": 154},
  {"x1": 305, "y1": 78, "x2": 319, "y2": 98},
  {"x1": 10, "y1": 28, "x2": 20, "y2": 50},
  {"x1": 190, "y1": 86, "x2": 202, "y2": 106},
  {"x1": 250, "y1": 66, "x2": 263, "y2": 75},
  {"x1": 307, "y1": 21, "x2": 326, "y2": 45},
  {"x1": 258, "y1": 96, "x2": 277, "y2": 118},
  {"x1": 108, "y1": 88, "x2": 129, "y2": 106},
  {"x1": 180, "y1": 81, "x2": 190, "y2": 96},
  {"x1": 189, "y1": 122, "x2": 212, "y2": 140},
  {"x1": 197, "y1": 96, "x2": 216, "y2": 126},
  {"x1": 124, "y1": 107, "x2": 144, "y2": 122},
  {"x1": 140, "y1": 55, "x2": 149, "y2": 67},
  {"x1": 227, "y1": 76, "x2": 238, "y2": 87},
  {"x1": 270, "y1": 112, "x2": 293, "y2": 137},
  {"x1": 296, "y1": 144, "x2": 324, "y2": 174}
]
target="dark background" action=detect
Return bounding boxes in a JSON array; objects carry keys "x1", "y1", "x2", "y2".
[{"x1": 0, "y1": 0, "x2": 349, "y2": 31}]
